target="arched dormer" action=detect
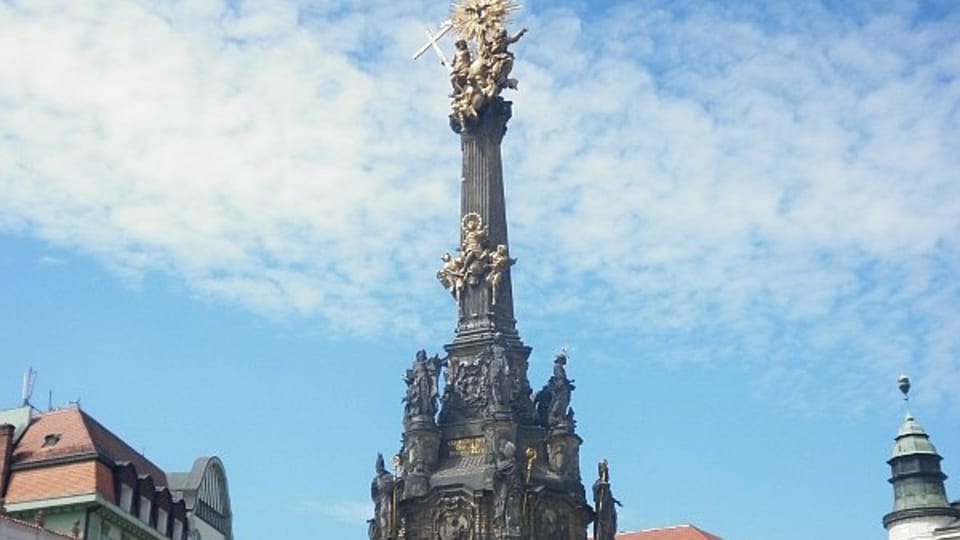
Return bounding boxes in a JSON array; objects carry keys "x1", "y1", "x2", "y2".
[
  {"x1": 114, "y1": 461, "x2": 138, "y2": 513},
  {"x1": 196, "y1": 458, "x2": 232, "y2": 538},
  {"x1": 137, "y1": 474, "x2": 156, "y2": 525},
  {"x1": 170, "y1": 498, "x2": 188, "y2": 540},
  {"x1": 168, "y1": 456, "x2": 233, "y2": 540},
  {"x1": 154, "y1": 487, "x2": 173, "y2": 536}
]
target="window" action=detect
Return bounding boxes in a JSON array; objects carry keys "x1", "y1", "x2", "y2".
[
  {"x1": 119, "y1": 484, "x2": 134, "y2": 512},
  {"x1": 41, "y1": 433, "x2": 61, "y2": 448},
  {"x1": 156, "y1": 509, "x2": 168, "y2": 534},
  {"x1": 139, "y1": 496, "x2": 152, "y2": 523}
]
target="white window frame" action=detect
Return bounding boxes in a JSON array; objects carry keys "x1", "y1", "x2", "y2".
[
  {"x1": 139, "y1": 495, "x2": 152, "y2": 523},
  {"x1": 119, "y1": 484, "x2": 134, "y2": 512}
]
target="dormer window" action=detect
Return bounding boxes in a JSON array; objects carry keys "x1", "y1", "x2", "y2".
[
  {"x1": 139, "y1": 496, "x2": 152, "y2": 523},
  {"x1": 120, "y1": 484, "x2": 134, "y2": 512},
  {"x1": 157, "y1": 508, "x2": 168, "y2": 534},
  {"x1": 41, "y1": 433, "x2": 61, "y2": 448}
]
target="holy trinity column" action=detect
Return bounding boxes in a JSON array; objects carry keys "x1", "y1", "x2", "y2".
[{"x1": 367, "y1": 1, "x2": 619, "y2": 539}]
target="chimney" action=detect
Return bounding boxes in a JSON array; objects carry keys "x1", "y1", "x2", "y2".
[
  {"x1": 0, "y1": 424, "x2": 14, "y2": 508},
  {"x1": 0, "y1": 423, "x2": 14, "y2": 507}
]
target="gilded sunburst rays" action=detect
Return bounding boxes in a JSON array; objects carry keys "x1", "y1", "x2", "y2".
[{"x1": 450, "y1": 0, "x2": 521, "y2": 42}]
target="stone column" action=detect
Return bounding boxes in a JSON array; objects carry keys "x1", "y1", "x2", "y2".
[{"x1": 455, "y1": 97, "x2": 518, "y2": 342}]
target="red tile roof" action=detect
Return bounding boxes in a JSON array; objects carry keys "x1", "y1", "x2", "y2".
[
  {"x1": 11, "y1": 407, "x2": 166, "y2": 484},
  {"x1": 613, "y1": 525, "x2": 725, "y2": 540},
  {"x1": 5, "y1": 407, "x2": 167, "y2": 504}
]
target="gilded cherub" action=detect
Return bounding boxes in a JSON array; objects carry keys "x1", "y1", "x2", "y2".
[
  {"x1": 486, "y1": 244, "x2": 515, "y2": 305},
  {"x1": 438, "y1": 251, "x2": 466, "y2": 302}
]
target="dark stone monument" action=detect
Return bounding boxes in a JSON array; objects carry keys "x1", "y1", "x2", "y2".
[{"x1": 369, "y1": 2, "x2": 615, "y2": 538}]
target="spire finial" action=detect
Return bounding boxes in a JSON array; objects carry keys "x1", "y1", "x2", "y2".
[{"x1": 898, "y1": 374, "x2": 911, "y2": 401}]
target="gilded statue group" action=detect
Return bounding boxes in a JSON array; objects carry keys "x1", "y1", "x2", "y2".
[
  {"x1": 449, "y1": 25, "x2": 527, "y2": 129},
  {"x1": 437, "y1": 213, "x2": 515, "y2": 306}
]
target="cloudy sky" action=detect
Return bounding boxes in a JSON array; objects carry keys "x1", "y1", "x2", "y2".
[{"x1": 1, "y1": 0, "x2": 958, "y2": 539}]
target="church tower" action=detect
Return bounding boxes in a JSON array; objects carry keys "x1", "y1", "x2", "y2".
[
  {"x1": 368, "y1": 2, "x2": 608, "y2": 539},
  {"x1": 883, "y1": 376, "x2": 960, "y2": 540}
]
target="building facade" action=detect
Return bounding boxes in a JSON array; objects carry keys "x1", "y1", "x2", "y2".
[
  {"x1": 169, "y1": 458, "x2": 233, "y2": 540},
  {"x1": 0, "y1": 405, "x2": 232, "y2": 540},
  {"x1": 0, "y1": 514, "x2": 75, "y2": 540}
]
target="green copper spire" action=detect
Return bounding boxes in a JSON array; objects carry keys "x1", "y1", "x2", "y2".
[{"x1": 883, "y1": 376, "x2": 960, "y2": 529}]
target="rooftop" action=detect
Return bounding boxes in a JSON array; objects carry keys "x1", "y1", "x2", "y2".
[{"x1": 611, "y1": 525, "x2": 725, "y2": 540}]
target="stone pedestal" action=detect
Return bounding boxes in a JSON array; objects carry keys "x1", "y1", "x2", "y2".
[{"x1": 403, "y1": 421, "x2": 441, "y2": 499}]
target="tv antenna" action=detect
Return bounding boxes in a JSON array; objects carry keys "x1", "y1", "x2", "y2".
[{"x1": 21, "y1": 367, "x2": 37, "y2": 407}]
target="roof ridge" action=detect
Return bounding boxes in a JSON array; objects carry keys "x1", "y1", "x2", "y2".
[
  {"x1": 76, "y1": 408, "x2": 165, "y2": 474},
  {"x1": 625, "y1": 524, "x2": 697, "y2": 533}
]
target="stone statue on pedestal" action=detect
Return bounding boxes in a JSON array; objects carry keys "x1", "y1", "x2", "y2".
[
  {"x1": 592, "y1": 460, "x2": 621, "y2": 540},
  {"x1": 494, "y1": 441, "x2": 524, "y2": 538},
  {"x1": 533, "y1": 351, "x2": 576, "y2": 430},
  {"x1": 403, "y1": 350, "x2": 442, "y2": 423},
  {"x1": 370, "y1": 454, "x2": 396, "y2": 540}
]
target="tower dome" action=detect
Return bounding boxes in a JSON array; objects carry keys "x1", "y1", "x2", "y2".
[{"x1": 884, "y1": 378, "x2": 960, "y2": 540}]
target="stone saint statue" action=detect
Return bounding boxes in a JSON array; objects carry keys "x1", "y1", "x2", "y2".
[
  {"x1": 488, "y1": 338, "x2": 512, "y2": 411},
  {"x1": 546, "y1": 352, "x2": 575, "y2": 428},
  {"x1": 592, "y1": 460, "x2": 621, "y2": 540},
  {"x1": 370, "y1": 454, "x2": 396, "y2": 540},
  {"x1": 494, "y1": 441, "x2": 524, "y2": 537},
  {"x1": 403, "y1": 350, "x2": 441, "y2": 422}
]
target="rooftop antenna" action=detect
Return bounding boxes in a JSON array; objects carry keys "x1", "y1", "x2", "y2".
[
  {"x1": 897, "y1": 374, "x2": 911, "y2": 414},
  {"x1": 21, "y1": 367, "x2": 36, "y2": 407}
]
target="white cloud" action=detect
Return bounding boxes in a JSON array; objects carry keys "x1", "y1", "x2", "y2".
[{"x1": 0, "y1": 0, "x2": 958, "y2": 412}]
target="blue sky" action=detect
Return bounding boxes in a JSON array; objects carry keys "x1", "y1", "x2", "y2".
[{"x1": 1, "y1": 0, "x2": 958, "y2": 539}]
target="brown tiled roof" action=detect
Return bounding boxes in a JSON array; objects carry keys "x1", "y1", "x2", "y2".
[
  {"x1": 614, "y1": 525, "x2": 725, "y2": 540},
  {"x1": 5, "y1": 407, "x2": 167, "y2": 504},
  {"x1": 11, "y1": 407, "x2": 166, "y2": 485}
]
